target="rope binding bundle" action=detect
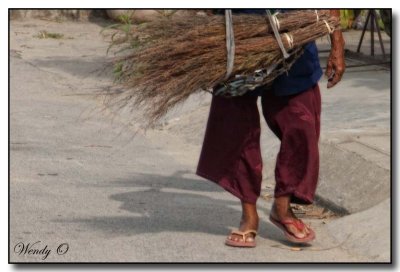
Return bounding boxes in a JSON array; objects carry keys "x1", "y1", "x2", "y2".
[
  {"x1": 214, "y1": 9, "x2": 334, "y2": 97},
  {"x1": 104, "y1": 9, "x2": 340, "y2": 126}
]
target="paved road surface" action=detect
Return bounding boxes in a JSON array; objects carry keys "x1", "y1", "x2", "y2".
[{"x1": 10, "y1": 18, "x2": 390, "y2": 262}]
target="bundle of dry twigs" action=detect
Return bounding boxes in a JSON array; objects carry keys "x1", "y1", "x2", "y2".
[{"x1": 104, "y1": 10, "x2": 339, "y2": 126}]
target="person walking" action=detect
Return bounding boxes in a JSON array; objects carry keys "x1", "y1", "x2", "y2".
[{"x1": 196, "y1": 9, "x2": 345, "y2": 247}]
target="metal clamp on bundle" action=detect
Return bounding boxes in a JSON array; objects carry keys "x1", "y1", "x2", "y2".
[{"x1": 213, "y1": 9, "x2": 299, "y2": 97}]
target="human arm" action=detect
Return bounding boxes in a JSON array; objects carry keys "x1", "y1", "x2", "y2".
[{"x1": 325, "y1": 9, "x2": 346, "y2": 88}]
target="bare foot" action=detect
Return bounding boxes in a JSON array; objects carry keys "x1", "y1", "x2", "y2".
[
  {"x1": 270, "y1": 196, "x2": 311, "y2": 239},
  {"x1": 227, "y1": 202, "x2": 259, "y2": 243}
]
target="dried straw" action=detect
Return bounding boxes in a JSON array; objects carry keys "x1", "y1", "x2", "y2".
[{"x1": 105, "y1": 10, "x2": 339, "y2": 127}]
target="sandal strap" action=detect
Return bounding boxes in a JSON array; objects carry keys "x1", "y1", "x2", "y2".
[
  {"x1": 230, "y1": 229, "x2": 258, "y2": 240},
  {"x1": 230, "y1": 230, "x2": 245, "y2": 238},
  {"x1": 280, "y1": 218, "x2": 305, "y2": 231},
  {"x1": 242, "y1": 229, "x2": 258, "y2": 236}
]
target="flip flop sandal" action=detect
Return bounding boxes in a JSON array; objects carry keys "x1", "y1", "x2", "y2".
[
  {"x1": 225, "y1": 229, "x2": 258, "y2": 248},
  {"x1": 269, "y1": 216, "x2": 315, "y2": 244}
]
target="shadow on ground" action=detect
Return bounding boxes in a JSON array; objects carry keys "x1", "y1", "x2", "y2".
[
  {"x1": 53, "y1": 171, "x2": 287, "y2": 241},
  {"x1": 30, "y1": 56, "x2": 114, "y2": 80}
]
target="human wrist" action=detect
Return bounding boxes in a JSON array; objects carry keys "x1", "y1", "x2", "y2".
[{"x1": 330, "y1": 30, "x2": 345, "y2": 50}]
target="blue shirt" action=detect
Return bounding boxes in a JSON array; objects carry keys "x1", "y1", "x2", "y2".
[
  {"x1": 272, "y1": 42, "x2": 323, "y2": 96},
  {"x1": 232, "y1": 9, "x2": 323, "y2": 96}
]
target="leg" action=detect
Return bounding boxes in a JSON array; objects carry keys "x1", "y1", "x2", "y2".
[
  {"x1": 196, "y1": 95, "x2": 262, "y2": 245},
  {"x1": 261, "y1": 84, "x2": 321, "y2": 241},
  {"x1": 270, "y1": 196, "x2": 312, "y2": 240},
  {"x1": 225, "y1": 200, "x2": 259, "y2": 246},
  {"x1": 197, "y1": 94, "x2": 263, "y2": 205}
]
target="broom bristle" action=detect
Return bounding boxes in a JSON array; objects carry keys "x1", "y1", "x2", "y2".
[{"x1": 104, "y1": 10, "x2": 339, "y2": 127}]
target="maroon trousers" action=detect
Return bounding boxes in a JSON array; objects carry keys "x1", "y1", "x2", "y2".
[{"x1": 196, "y1": 84, "x2": 321, "y2": 204}]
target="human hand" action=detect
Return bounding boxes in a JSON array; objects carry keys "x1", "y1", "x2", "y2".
[
  {"x1": 326, "y1": 10, "x2": 346, "y2": 89},
  {"x1": 326, "y1": 37, "x2": 345, "y2": 88}
]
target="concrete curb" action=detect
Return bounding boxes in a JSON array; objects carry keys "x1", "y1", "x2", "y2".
[
  {"x1": 161, "y1": 97, "x2": 391, "y2": 216},
  {"x1": 316, "y1": 140, "x2": 390, "y2": 215}
]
